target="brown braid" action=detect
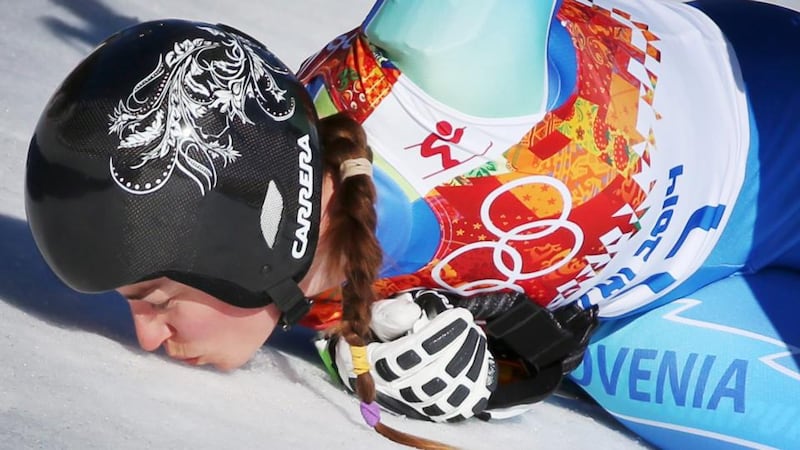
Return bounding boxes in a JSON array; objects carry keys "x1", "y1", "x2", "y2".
[{"x1": 318, "y1": 113, "x2": 457, "y2": 450}]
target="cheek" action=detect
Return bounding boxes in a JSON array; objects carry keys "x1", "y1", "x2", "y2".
[
  {"x1": 218, "y1": 307, "x2": 281, "y2": 368},
  {"x1": 226, "y1": 307, "x2": 281, "y2": 351},
  {"x1": 168, "y1": 305, "x2": 221, "y2": 341},
  {"x1": 170, "y1": 303, "x2": 281, "y2": 370}
]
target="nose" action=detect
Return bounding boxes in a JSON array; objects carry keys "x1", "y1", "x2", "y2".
[{"x1": 128, "y1": 301, "x2": 173, "y2": 352}]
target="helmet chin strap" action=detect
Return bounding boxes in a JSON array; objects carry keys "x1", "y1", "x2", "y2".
[{"x1": 266, "y1": 278, "x2": 312, "y2": 329}]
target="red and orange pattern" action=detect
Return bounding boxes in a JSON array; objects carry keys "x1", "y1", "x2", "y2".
[
  {"x1": 299, "y1": 0, "x2": 662, "y2": 329},
  {"x1": 298, "y1": 30, "x2": 399, "y2": 123}
]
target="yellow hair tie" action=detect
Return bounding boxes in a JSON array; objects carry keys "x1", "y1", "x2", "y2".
[{"x1": 350, "y1": 345, "x2": 371, "y2": 375}]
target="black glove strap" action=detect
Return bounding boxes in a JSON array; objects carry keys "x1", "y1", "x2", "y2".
[
  {"x1": 484, "y1": 298, "x2": 598, "y2": 410},
  {"x1": 486, "y1": 300, "x2": 577, "y2": 368}
]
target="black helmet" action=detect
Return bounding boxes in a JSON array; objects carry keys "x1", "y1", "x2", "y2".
[{"x1": 25, "y1": 20, "x2": 321, "y2": 326}]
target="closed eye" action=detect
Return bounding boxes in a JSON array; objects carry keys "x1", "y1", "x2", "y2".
[
  {"x1": 151, "y1": 299, "x2": 172, "y2": 311},
  {"x1": 118, "y1": 285, "x2": 155, "y2": 301},
  {"x1": 118, "y1": 285, "x2": 170, "y2": 309}
]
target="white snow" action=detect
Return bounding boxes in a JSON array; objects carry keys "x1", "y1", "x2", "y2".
[{"x1": 10, "y1": 0, "x2": 781, "y2": 448}]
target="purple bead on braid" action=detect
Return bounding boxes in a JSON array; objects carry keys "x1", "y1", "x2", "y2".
[{"x1": 360, "y1": 401, "x2": 381, "y2": 427}]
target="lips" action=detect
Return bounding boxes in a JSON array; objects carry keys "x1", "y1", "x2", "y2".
[
  {"x1": 164, "y1": 342, "x2": 201, "y2": 366},
  {"x1": 178, "y1": 356, "x2": 201, "y2": 366},
  {"x1": 167, "y1": 352, "x2": 201, "y2": 366}
]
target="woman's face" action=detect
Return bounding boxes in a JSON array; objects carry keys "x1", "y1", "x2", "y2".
[{"x1": 117, "y1": 277, "x2": 281, "y2": 371}]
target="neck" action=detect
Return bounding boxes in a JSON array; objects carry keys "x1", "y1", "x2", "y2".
[
  {"x1": 298, "y1": 173, "x2": 343, "y2": 297},
  {"x1": 364, "y1": 0, "x2": 556, "y2": 118},
  {"x1": 298, "y1": 244, "x2": 340, "y2": 297}
]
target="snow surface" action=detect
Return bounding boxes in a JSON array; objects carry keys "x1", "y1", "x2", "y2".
[{"x1": 7, "y1": 1, "x2": 790, "y2": 449}]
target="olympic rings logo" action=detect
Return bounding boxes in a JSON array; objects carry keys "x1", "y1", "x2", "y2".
[{"x1": 432, "y1": 175, "x2": 584, "y2": 296}]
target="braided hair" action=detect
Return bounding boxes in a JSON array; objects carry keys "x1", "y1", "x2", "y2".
[{"x1": 318, "y1": 113, "x2": 455, "y2": 449}]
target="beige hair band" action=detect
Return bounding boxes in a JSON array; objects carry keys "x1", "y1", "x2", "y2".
[{"x1": 339, "y1": 158, "x2": 373, "y2": 181}]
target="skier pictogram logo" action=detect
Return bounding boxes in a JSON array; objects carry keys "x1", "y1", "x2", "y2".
[
  {"x1": 404, "y1": 120, "x2": 465, "y2": 170},
  {"x1": 404, "y1": 120, "x2": 493, "y2": 180}
]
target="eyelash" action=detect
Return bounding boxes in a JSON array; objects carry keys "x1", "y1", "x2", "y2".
[{"x1": 152, "y1": 299, "x2": 172, "y2": 311}]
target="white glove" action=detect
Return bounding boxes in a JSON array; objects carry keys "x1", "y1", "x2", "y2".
[{"x1": 322, "y1": 290, "x2": 497, "y2": 422}]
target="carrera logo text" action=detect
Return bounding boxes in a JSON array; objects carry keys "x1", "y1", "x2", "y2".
[{"x1": 293, "y1": 134, "x2": 314, "y2": 259}]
